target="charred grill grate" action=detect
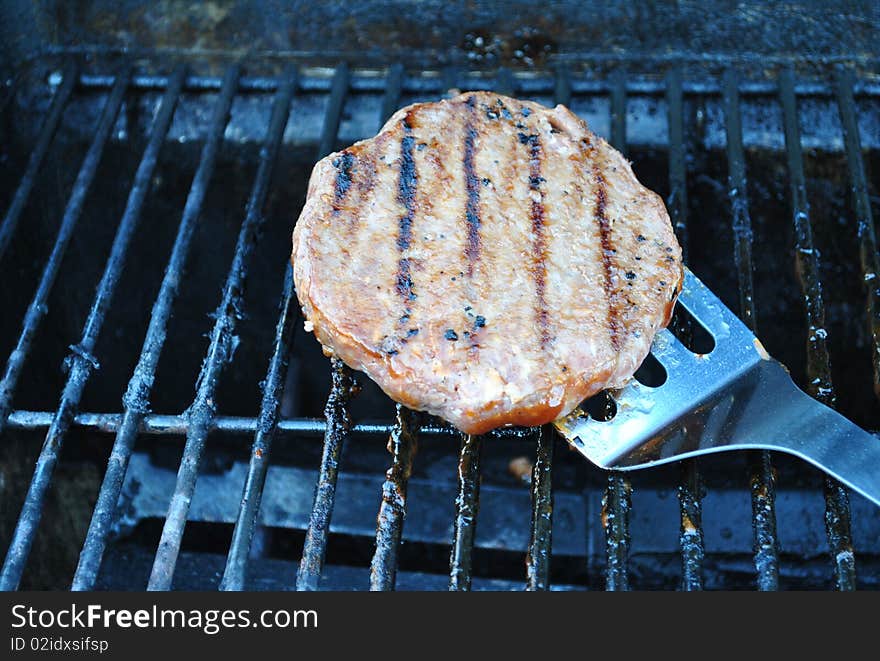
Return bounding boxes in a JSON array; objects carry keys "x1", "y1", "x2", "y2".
[{"x1": 1, "y1": 56, "x2": 879, "y2": 590}]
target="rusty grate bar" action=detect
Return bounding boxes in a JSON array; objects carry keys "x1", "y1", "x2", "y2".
[
  {"x1": 779, "y1": 67, "x2": 856, "y2": 591},
  {"x1": 603, "y1": 67, "x2": 633, "y2": 592},
  {"x1": 448, "y1": 433, "x2": 483, "y2": 591},
  {"x1": 70, "y1": 65, "x2": 240, "y2": 591},
  {"x1": 220, "y1": 267, "x2": 300, "y2": 591},
  {"x1": 369, "y1": 404, "x2": 420, "y2": 591},
  {"x1": 525, "y1": 425, "x2": 554, "y2": 590},
  {"x1": 146, "y1": 67, "x2": 295, "y2": 591},
  {"x1": 835, "y1": 67, "x2": 880, "y2": 402},
  {"x1": 296, "y1": 358, "x2": 355, "y2": 591},
  {"x1": 666, "y1": 65, "x2": 705, "y2": 591},
  {"x1": 0, "y1": 62, "x2": 78, "y2": 262},
  {"x1": 0, "y1": 67, "x2": 184, "y2": 591},
  {"x1": 0, "y1": 68, "x2": 130, "y2": 439},
  {"x1": 722, "y1": 67, "x2": 781, "y2": 591}
]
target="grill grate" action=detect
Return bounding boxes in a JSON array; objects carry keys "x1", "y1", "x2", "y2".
[
  {"x1": 146, "y1": 66, "x2": 296, "y2": 591},
  {"x1": 780, "y1": 68, "x2": 857, "y2": 590},
  {"x1": 722, "y1": 68, "x2": 781, "y2": 591},
  {"x1": 1, "y1": 56, "x2": 878, "y2": 590}
]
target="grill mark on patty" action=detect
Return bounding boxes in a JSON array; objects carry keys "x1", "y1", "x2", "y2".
[
  {"x1": 463, "y1": 117, "x2": 481, "y2": 276},
  {"x1": 461, "y1": 98, "x2": 485, "y2": 353},
  {"x1": 594, "y1": 165, "x2": 622, "y2": 351},
  {"x1": 395, "y1": 114, "x2": 418, "y2": 321},
  {"x1": 331, "y1": 150, "x2": 355, "y2": 214},
  {"x1": 525, "y1": 132, "x2": 551, "y2": 348}
]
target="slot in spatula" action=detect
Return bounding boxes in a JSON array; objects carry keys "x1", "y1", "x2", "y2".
[{"x1": 555, "y1": 268, "x2": 880, "y2": 507}]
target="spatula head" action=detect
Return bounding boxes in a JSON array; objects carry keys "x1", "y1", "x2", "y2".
[{"x1": 555, "y1": 268, "x2": 773, "y2": 469}]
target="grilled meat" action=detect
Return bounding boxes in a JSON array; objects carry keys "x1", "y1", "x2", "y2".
[{"x1": 292, "y1": 91, "x2": 683, "y2": 434}]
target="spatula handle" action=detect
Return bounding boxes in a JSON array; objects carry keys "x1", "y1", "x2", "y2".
[
  {"x1": 744, "y1": 383, "x2": 880, "y2": 508},
  {"x1": 604, "y1": 357, "x2": 880, "y2": 508},
  {"x1": 701, "y1": 357, "x2": 880, "y2": 507}
]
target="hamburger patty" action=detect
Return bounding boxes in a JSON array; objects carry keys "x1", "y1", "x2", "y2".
[{"x1": 292, "y1": 91, "x2": 683, "y2": 434}]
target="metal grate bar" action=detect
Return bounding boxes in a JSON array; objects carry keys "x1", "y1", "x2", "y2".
[
  {"x1": 296, "y1": 358, "x2": 355, "y2": 591},
  {"x1": 295, "y1": 64, "x2": 357, "y2": 591},
  {"x1": 554, "y1": 64, "x2": 572, "y2": 106},
  {"x1": 677, "y1": 463, "x2": 705, "y2": 590},
  {"x1": 0, "y1": 67, "x2": 184, "y2": 591},
  {"x1": 0, "y1": 69, "x2": 130, "y2": 437},
  {"x1": 603, "y1": 67, "x2": 633, "y2": 592},
  {"x1": 219, "y1": 268, "x2": 299, "y2": 591},
  {"x1": 0, "y1": 62, "x2": 78, "y2": 262},
  {"x1": 666, "y1": 67, "x2": 690, "y2": 254},
  {"x1": 779, "y1": 67, "x2": 856, "y2": 591},
  {"x1": 442, "y1": 66, "x2": 460, "y2": 96},
  {"x1": 609, "y1": 68, "x2": 627, "y2": 152},
  {"x1": 317, "y1": 64, "x2": 350, "y2": 160},
  {"x1": 448, "y1": 433, "x2": 482, "y2": 591},
  {"x1": 75, "y1": 70, "x2": 880, "y2": 99},
  {"x1": 722, "y1": 68, "x2": 780, "y2": 591},
  {"x1": 526, "y1": 425, "x2": 554, "y2": 590},
  {"x1": 835, "y1": 67, "x2": 880, "y2": 402},
  {"x1": 369, "y1": 404, "x2": 420, "y2": 591},
  {"x1": 602, "y1": 472, "x2": 632, "y2": 591},
  {"x1": 7, "y1": 409, "x2": 530, "y2": 438},
  {"x1": 722, "y1": 69, "x2": 759, "y2": 330},
  {"x1": 71, "y1": 65, "x2": 240, "y2": 591},
  {"x1": 667, "y1": 66, "x2": 705, "y2": 591},
  {"x1": 496, "y1": 67, "x2": 514, "y2": 97},
  {"x1": 364, "y1": 60, "x2": 423, "y2": 598},
  {"x1": 147, "y1": 68, "x2": 295, "y2": 591},
  {"x1": 380, "y1": 63, "x2": 405, "y2": 125}
]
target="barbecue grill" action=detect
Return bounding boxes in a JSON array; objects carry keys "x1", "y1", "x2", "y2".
[{"x1": 1, "y1": 1, "x2": 879, "y2": 591}]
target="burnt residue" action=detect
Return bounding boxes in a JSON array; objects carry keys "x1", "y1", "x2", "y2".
[
  {"x1": 460, "y1": 27, "x2": 557, "y2": 67},
  {"x1": 297, "y1": 357, "x2": 356, "y2": 591},
  {"x1": 602, "y1": 472, "x2": 632, "y2": 591},
  {"x1": 525, "y1": 426, "x2": 554, "y2": 590},
  {"x1": 369, "y1": 404, "x2": 420, "y2": 591},
  {"x1": 12, "y1": 1, "x2": 877, "y2": 78},
  {"x1": 678, "y1": 461, "x2": 706, "y2": 591},
  {"x1": 449, "y1": 433, "x2": 483, "y2": 591}
]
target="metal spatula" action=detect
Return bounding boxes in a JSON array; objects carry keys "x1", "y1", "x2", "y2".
[{"x1": 555, "y1": 268, "x2": 880, "y2": 507}]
